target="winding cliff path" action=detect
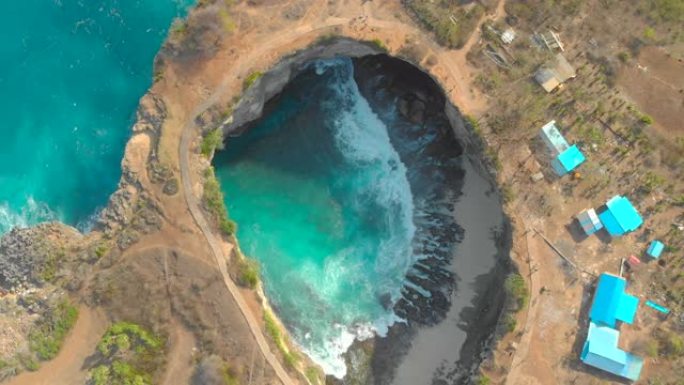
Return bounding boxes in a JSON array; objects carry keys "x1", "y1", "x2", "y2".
[{"x1": 179, "y1": 116, "x2": 296, "y2": 385}]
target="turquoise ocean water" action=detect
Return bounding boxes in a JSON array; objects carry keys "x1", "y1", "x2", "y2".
[
  {"x1": 215, "y1": 58, "x2": 418, "y2": 377},
  {"x1": 0, "y1": 0, "x2": 192, "y2": 233}
]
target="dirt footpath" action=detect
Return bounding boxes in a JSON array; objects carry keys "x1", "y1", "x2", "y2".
[{"x1": 7, "y1": 306, "x2": 107, "y2": 385}]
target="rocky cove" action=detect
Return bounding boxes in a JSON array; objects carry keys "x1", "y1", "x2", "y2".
[{"x1": 211, "y1": 38, "x2": 512, "y2": 384}]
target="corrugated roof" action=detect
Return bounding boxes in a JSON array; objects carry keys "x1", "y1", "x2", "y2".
[
  {"x1": 589, "y1": 273, "x2": 639, "y2": 328},
  {"x1": 556, "y1": 144, "x2": 586, "y2": 172},
  {"x1": 581, "y1": 322, "x2": 644, "y2": 381},
  {"x1": 540, "y1": 120, "x2": 570, "y2": 153},
  {"x1": 647, "y1": 240, "x2": 665, "y2": 258},
  {"x1": 534, "y1": 54, "x2": 576, "y2": 92},
  {"x1": 598, "y1": 195, "x2": 643, "y2": 236},
  {"x1": 534, "y1": 68, "x2": 560, "y2": 92},
  {"x1": 552, "y1": 53, "x2": 576, "y2": 82}
]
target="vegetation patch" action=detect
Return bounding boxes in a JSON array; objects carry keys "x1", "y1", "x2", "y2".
[
  {"x1": 29, "y1": 299, "x2": 79, "y2": 361},
  {"x1": 243, "y1": 71, "x2": 263, "y2": 91},
  {"x1": 203, "y1": 167, "x2": 238, "y2": 237},
  {"x1": 90, "y1": 322, "x2": 165, "y2": 385},
  {"x1": 38, "y1": 248, "x2": 66, "y2": 283},
  {"x1": 200, "y1": 128, "x2": 224, "y2": 157},
  {"x1": 263, "y1": 310, "x2": 299, "y2": 369},
  {"x1": 403, "y1": 0, "x2": 485, "y2": 48},
  {"x1": 504, "y1": 273, "x2": 528, "y2": 310},
  {"x1": 235, "y1": 257, "x2": 260, "y2": 289}
]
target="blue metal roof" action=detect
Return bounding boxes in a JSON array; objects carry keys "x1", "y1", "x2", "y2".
[
  {"x1": 598, "y1": 195, "x2": 643, "y2": 236},
  {"x1": 647, "y1": 240, "x2": 665, "y2": 258},
  {"x1": 589, "y1": 273, "x2": 639, "y2": 328},
  {"x1": 556, "y1": 144, "x2": 586, "y2": 173},
  {"x1": 581, "y1": 322, "x2": 643, "y2": 381}
]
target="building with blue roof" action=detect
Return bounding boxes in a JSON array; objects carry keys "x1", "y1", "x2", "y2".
[
  {"x1": 598, "y1": 195, "x2": 643, "y2": 237},
  {"x1": 646, "y1": 240, "x2": 665, "y2": 259},
  {"x1": 581, "y1": 322, "x2": 643, "y2": 381},
  {"x1": 581, "y1": 273, "x2": 643, "y2": 381},
  {"x1": 539, "y1": 121, "x2": 586, "y2": 176},
  {"x1": 589, "y1": 273, "x2": 639, "y2": 328},
  {"x1": 552, "y1": 144, "x2": 586, "y2": 176}
]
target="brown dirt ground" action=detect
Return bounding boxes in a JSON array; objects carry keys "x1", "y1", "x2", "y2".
[{"x1": 617, "y1": 46, "x2": 684, "y2": 136}]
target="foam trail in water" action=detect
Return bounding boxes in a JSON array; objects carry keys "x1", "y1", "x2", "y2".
[
  {"x1": 302, "y1": 58, "x2": 416, "y2": 377},
  {"x1": 0, "y1": 197, "x2": 59, "y2": 234}
]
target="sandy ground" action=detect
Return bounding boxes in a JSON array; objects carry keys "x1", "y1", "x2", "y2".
[{"x1": 7, "y1": 306, "x2": 107, "y2": 385}]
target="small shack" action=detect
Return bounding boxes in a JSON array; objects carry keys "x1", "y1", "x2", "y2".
[
  {"x1": 534, "y1": 53, "x2": 576, "y2": 92},
  {"x1": 539, "y1": 121, "x2": 585, "y2": 176},
  {"x1": 577, "y1": 208, "x2": 603, "y2": 235},
  {"x1": 598, "y1": 195, "x2": 643, "y2": 237},
  {"x1": 646, "y1": 240, "x2": 665, "y2": 259},
  {"x1": 589, "y1": 273, "x2": 639, "y2": 328},
  {"x1": 581, "y1": 322, "x2": 643, "y2": 381}
]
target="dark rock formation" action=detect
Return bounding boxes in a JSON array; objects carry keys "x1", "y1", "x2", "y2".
[{"x1": 0, "y1": 223, "x2": 82, "y2": 292}]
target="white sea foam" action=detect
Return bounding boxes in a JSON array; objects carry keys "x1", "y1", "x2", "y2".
[
  {"x1": 302, "y1": 58, "x2": 418, "y2": 378},
  {"x1": 0, "y1": 197, "x2": 60, "y2": 235}
]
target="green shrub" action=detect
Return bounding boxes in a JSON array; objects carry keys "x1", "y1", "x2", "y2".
[
  {"x1": 95, "y1": 243, "x2": 109, "y2": 259},
  {"x1": 646, "y1": 339, "x2": 659, "y2": 357},
  {"x1": 646, "y1": 0, "x2": 684, "y2": 22},
  {"x1": 502, "y1": 184, "x2": 515, "y2": 204},
  {"x1": 91, "y1": 322, "x2": 163, "y2": 385},
  {"x1": 505, "y1": 274, "x2": 528, "y2": 310},
  {"x1": 222, "y1": 365, "x2": 239, "y2": 385},
  {"x1": 243, "y1": 71, "x2": 263, "y2": 90},
  {"x1": 642, "y1": 171, "x2": 666, "y2": 193},
  {"x1": 617, "y1": 51, "x2": 630, "y2": 62},
  {"x1": 29, "y1": 299, "x2": 79, "y2": 361},
  {"x1": 643, "y1": 26, "x2": 656, "y2": 40},
  {"x1": 237, "y1": 258, "x2": 260, "y2": 289},
  {"x1": 368, "y1": 38, "x2": 388, "y2": 52},
  {"x1": 39, "y1": 249, "x2": 65, "y2": 283},
  {"x1": 170, "y1": 18, "x2": 188, "y2": 39},
  {"x1": 665, "y1": 332, "x2": 684, "y2": 357},
  {"x1": 476, "y1": 374, "x2": 491, "y2": 385},
  {"x1": 263, "y1": 311, "x2": 299, "y2": 368},
  {"x1": 200, "y1": 128, "x2": 224, "y2": 157},
  {"x1": 305, "y1": 367, "x2": 321, "y2": 384},
  {"x1": 202, "y1": 167, "x2": 237, "y2": 237},
  {"x1": 639, "y1": 114, "x2": 654, "y2": 125},
  {"x1": 504, "y1": 313, "x2": 517, "y2": 332},
  {"x1": 20, "y1": 355, "x2": 40, "y2": 372}
]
